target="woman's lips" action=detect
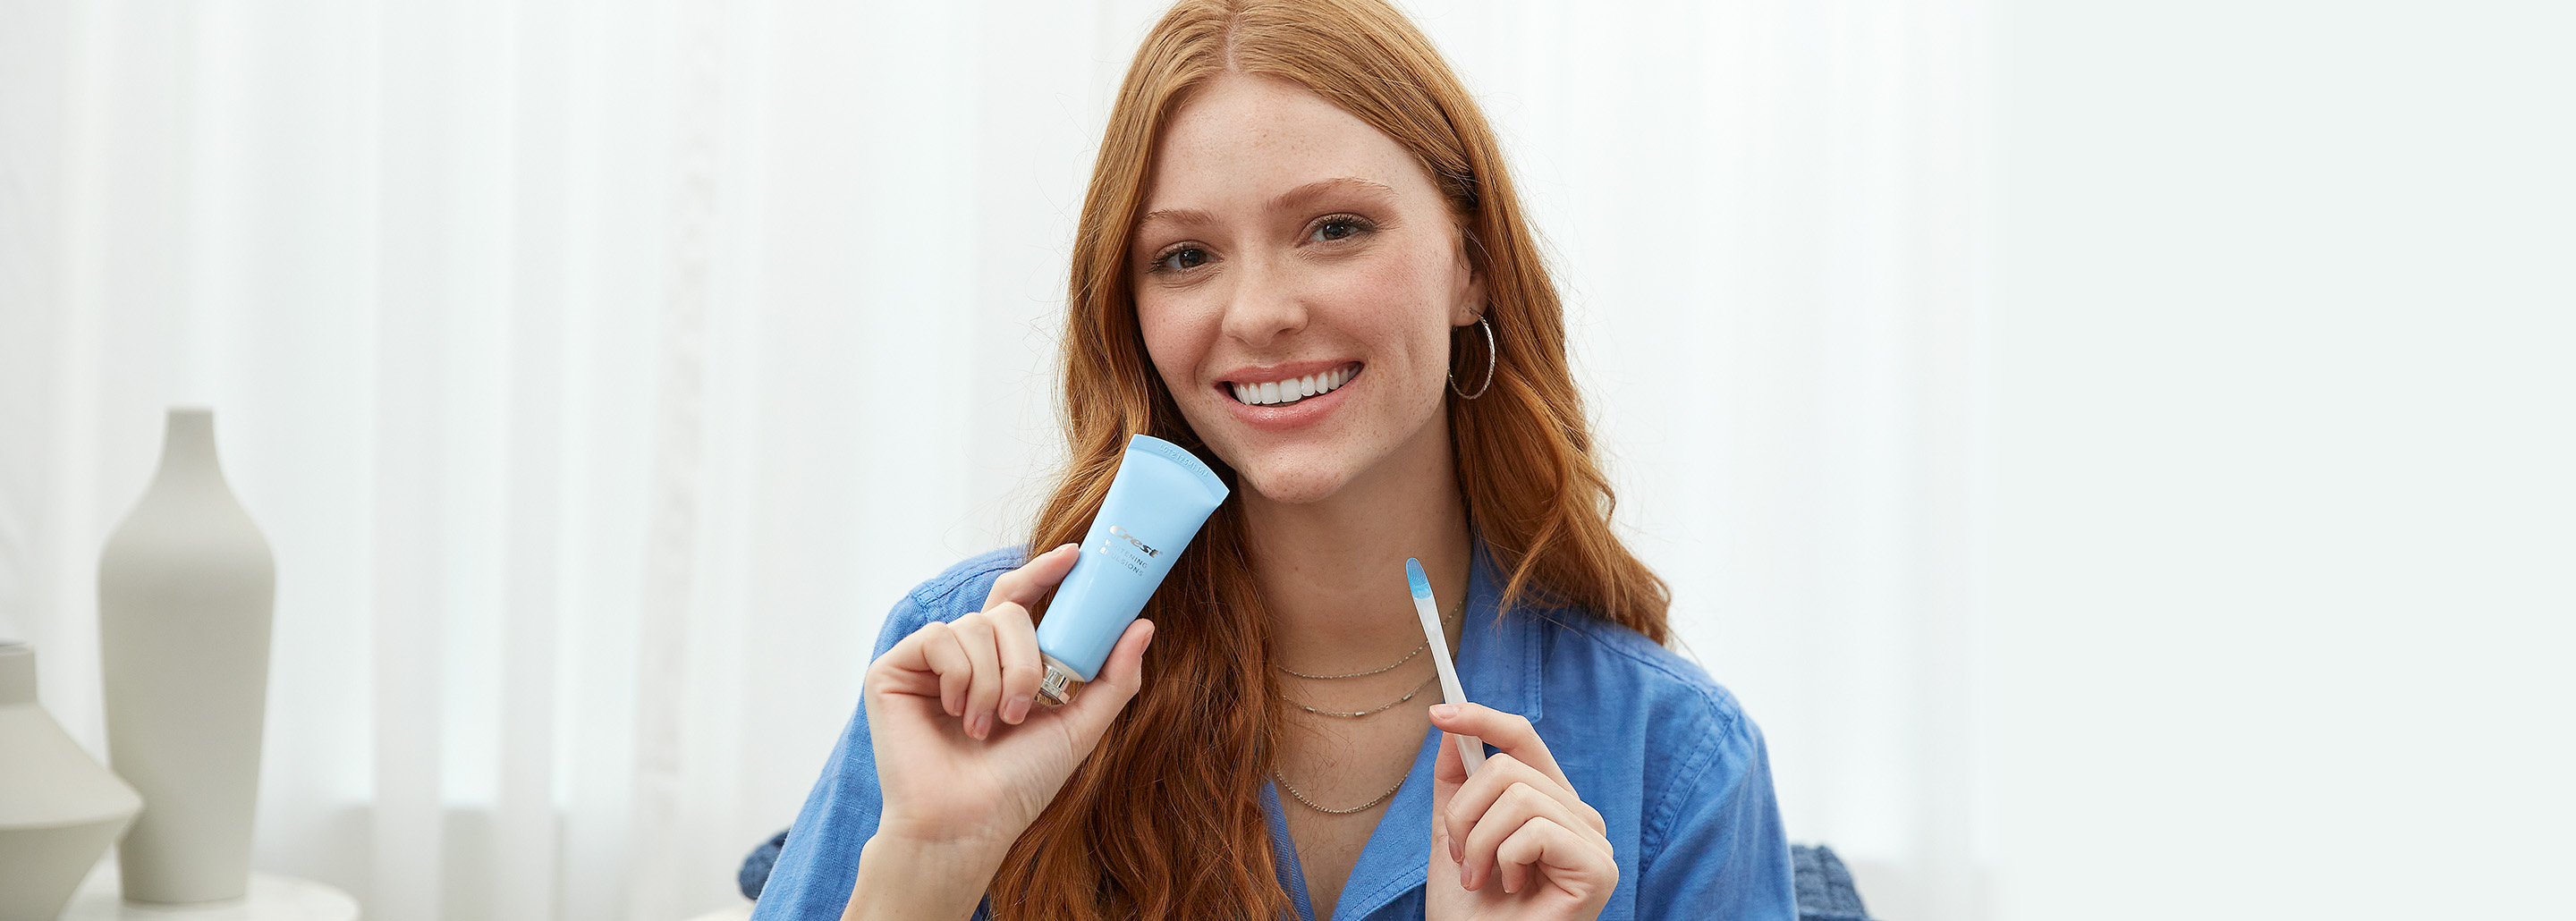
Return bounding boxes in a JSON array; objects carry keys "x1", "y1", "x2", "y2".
[
  {"x1": 1224, "y1": 361, "x2": 1362, "y2": 407},
  {"x1": 1215, "y1": 361, "x2": 1362, "y2": 432}
]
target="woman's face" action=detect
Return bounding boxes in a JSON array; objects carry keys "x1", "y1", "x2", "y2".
[{"x1": 1131, "y1": 72, "x2": 1484, "y2": 506}]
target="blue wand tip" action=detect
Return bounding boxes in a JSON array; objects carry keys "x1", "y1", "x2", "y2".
[{"x1": 1405, "y1": 558, "x2": 1433, "y2": 599}]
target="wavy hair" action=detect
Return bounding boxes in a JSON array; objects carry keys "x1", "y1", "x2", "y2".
[{"x1": 994, "y1": 1, "x2": 1671, "y2": 917}]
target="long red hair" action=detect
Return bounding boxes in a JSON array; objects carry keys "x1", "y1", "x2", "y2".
[{"x1": 995, "y1": 1, "x2": 1671, "y2": 917}]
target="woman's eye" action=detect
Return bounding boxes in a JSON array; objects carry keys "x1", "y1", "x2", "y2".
[
  {"x1": 1310, "y1": 216, "x2": 1368, "y2": 242},
  {"x1": 1155, "y1": 247, "x2": 1210, "y2": 273}
]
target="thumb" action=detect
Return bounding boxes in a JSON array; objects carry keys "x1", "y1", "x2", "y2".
[{"x1": 1064, "y1": 619, "x2": 1156, "y2": 733}]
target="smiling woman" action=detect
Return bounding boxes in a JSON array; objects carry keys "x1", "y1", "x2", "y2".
[{"x1": 747, "y1": 2, "x2": 1795, "y2": 920}]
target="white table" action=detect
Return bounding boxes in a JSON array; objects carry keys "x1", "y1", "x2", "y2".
[{"x1": 64, "y1": 866, "x2": 359, "y2": 921}]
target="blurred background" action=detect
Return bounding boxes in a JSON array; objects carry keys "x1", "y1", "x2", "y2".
[{"x1": 1, "y1": 0, "x2": 2566, "y2": 919}]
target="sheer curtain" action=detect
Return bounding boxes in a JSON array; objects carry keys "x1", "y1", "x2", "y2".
[{"x1": 0, "y1": 1, "x2": 1980, "y2": 919}]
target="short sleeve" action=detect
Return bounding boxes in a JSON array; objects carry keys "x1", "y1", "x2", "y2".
[{"x1": 1635, "y1": 709, "x2": 1798, "y2": 919}]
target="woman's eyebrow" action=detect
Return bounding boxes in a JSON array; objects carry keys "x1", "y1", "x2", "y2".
[
  {"x1": 1269, "y1": 176, "x2": 1396, "y2": 212},
  {"x1": 1134, "y1": 176, "x2": 1398, "y2": 239},
  {"x1": 1137, "y1": 206, "x2": 1216, "y2": 232}
]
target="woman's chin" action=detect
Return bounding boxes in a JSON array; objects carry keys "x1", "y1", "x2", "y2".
[{"x1": 1235, "y1": 463, "x2": 1356, "y2": 507}]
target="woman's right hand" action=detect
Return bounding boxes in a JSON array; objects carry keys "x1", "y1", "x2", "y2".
[{"x1": 861, "y1": 543, "x2": 1157, "y2": 852}]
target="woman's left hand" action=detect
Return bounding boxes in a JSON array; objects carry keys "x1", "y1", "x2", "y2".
[{"x1": 1426, "y1": 702, "x2": 1618, "y2": 920}]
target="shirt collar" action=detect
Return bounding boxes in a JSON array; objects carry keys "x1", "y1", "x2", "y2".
[{"x1": 1292, "y1": 542, "x2": 1547, "y2": 920}]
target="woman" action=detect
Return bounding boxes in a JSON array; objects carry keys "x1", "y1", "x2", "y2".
[{"x1": 752, "y1": 1, "x2": 1793, "y2": 918}]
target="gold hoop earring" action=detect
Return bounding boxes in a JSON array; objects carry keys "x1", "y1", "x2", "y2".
[{"x1": 1448, "y1": 317, "x2": 1496, "y2": 401}]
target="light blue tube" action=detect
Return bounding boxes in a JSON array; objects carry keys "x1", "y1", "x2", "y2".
[{"x1": 1032, "y1": 434, "x2": 1228, "y2": 706}]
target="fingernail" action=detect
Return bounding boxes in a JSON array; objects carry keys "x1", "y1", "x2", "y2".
[
  {"x1": 1450, "y1": 839, "x2": 1462, "y2": 863},
  {"x1": 1462, "y1": 866, "x2": 1479, "y2": 891},
  {"x1": 970, "y1": 714, "x2": 990, "y2": 739},
  {"x1": 1430, "y1": 704, "x2": 1459, "y2": 720},
  {"x1": 1004, "y1": 697, "x2": 1030, "y2": 723}
]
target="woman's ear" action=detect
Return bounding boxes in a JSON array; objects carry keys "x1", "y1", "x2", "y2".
[{"x1": 1451, "y1": 230, "x2": 1489, "y2": 326}]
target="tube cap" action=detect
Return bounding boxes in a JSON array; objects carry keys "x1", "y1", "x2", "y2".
[{"x1": 1035, "y1": 655, "x2": 1087, "y2": 707}]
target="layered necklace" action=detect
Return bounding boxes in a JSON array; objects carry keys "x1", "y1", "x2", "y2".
[{"x1": 1271, "y1": 596, "x2": 1462, "y2": 815}]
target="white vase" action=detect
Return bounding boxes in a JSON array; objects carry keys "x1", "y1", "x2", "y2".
[
  {"x1": 96, "y1": 407, "x2": 276, "y2": 904},
  {"x1": 0, "y1": 640, "x2": 145, "y2": 921}
]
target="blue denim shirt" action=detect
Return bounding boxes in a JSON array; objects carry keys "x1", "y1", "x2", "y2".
[{"x1": 753, "y1": 545, "x2": 1796, "y2": 921}]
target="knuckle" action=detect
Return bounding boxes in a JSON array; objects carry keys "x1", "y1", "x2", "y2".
[{"x1": 1452, "y1": 775, "x2": 1490, "y2": 807}]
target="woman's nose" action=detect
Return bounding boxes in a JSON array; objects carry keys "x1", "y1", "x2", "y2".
[{"x1": 1218, "y1": 258, "x2": 1309, "y2": 349}]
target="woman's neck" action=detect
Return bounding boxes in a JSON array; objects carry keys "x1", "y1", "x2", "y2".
[{"x1": 1242, "y1": 428, "x2": 1473, "y2": 675}]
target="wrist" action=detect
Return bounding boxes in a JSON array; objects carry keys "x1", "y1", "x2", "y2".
[
  {"x1": 869, "y1": 812, "x2": 1028, "y2": 857},
  {"x1": 844, "y1": 833, "x2": 1011, "y2": 921}
]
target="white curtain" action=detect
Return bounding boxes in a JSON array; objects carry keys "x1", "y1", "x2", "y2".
[{"x1": 0, "y1": 1, "x2": 1981, "y2": 919}]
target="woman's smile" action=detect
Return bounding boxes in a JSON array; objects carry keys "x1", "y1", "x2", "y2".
[
  {"x1": 1216, "y1": 360, "x2": 1365, "y2": 432},
  {"x1": 1224, "y1": 360, "x2": 1361, "y2": 407}
]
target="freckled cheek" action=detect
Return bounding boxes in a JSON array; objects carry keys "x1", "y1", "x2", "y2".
[
  {"x1": 1136, "y1": 294, "x2": 1225, "y2": 388},
  {"x1": 1303, "y1": 254, "x2": 1449, "y2": 380}
]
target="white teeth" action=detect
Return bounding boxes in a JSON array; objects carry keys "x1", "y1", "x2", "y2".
[{"x1": 1233, "y1": 365, "x2": 1358, "y2": 406}]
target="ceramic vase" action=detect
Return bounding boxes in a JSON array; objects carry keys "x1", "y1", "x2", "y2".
[
  {"x1": 97, "y1": 407, "x2": 276, "y2": 903},
  {"x1": 0, "y1": 640, "x2": 145, "y2": 921}
]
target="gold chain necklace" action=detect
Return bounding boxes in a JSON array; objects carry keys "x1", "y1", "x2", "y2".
[
  {"x1": 1285, "y1": 674, "x2": 1439, "y2": 718},
  {"x1": 1274, "y1": 766, "x2": 1408, "y2": 815},
  {"x1": 1272, "y1": 596, "x2": 1462, "y2": 680},
  {"x1": 1270, "y1": 594, "x2": 1462, "y2": 814},
  {"x1": 1274, "y1": 596, "x2": 1459, "y2": 718}
]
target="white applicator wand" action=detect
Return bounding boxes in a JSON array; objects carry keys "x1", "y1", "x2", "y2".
[{"x1": 1407, "y1": 557, "x2": 1485, "y2": 776}]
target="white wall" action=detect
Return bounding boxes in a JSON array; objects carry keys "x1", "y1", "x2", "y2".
[{"x1": 1981, "y1": 1, "x2": 2576, "y2": 918}]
